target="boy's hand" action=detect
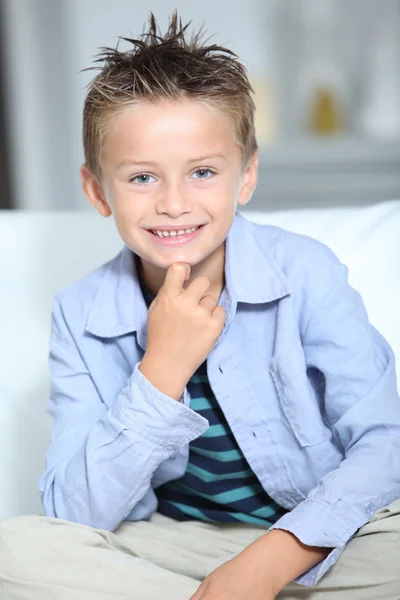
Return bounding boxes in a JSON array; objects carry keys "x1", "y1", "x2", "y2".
[
  {"x1": 139, "y1": 263, "x2": 226, "y2": 400},
  {"x1": 189, "y1": 553, "x2": 277, "y2": 600}
]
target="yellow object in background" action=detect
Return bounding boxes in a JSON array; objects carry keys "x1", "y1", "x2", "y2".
[{"x1": 309, "y1": 86, "x2": 344, "y2": 135}]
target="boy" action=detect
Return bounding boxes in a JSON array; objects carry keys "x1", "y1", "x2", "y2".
[{"x1": 1, "y1": 11, "x2": 400, "y2": 600}]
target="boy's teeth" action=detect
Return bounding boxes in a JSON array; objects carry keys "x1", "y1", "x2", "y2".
[{"x1": 153, "y1": 226, "x2": 200, "y2": 237}]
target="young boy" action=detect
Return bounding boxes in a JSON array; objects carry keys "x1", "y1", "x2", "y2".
[{"x1": 1, "y1": 11, "x2": 400, "y2": 600}]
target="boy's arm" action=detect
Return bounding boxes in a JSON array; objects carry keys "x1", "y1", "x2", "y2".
[
  {"x1": 265, "y1": 253, "x2": 400, "y2": 587},
  {"x1": 190, "y1": 529, "x2": 330, "y2": 599},
  {"x1": 40, "y1": 297, "x2": 208, "y2": 530},
  {"x1": 41, "y1": 264, "x2": 225, "y2": 530},
  {"x1": 235, "y1": 530, "x2": 330, "y2": 593}
]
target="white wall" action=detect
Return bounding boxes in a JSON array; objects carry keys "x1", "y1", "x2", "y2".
[{"x1": 2, "y1": 0, "x2": 76, "y2": 209}]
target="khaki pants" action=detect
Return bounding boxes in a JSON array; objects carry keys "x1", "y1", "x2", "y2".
[{"x1": 1, "y1": 500, "x2": 400, "y2": 600}]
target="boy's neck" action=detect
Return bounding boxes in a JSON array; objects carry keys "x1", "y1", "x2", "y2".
[{"x1": 137, "y1": 242, "x2": 226, "y2": 302}]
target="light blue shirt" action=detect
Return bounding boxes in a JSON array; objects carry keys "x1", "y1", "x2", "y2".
[{"x1": 39, "y1": 213, "x2": 400, "y2": 586}]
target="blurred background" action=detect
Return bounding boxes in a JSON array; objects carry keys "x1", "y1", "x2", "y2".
[{"x1": 0, "y1": 0, "x2": 399, "y2": 211}]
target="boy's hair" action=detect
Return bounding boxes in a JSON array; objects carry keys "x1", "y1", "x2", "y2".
[{"x1": 82, "y1": 11, "x2": 258, "y2": 181}]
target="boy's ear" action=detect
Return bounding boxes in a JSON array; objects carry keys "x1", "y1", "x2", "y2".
[
  {"x1": 237, "y1": 151, "x2": 258, "y2": 207},
  {"x1": 80, "y1": 165, "x2": 112, "y2": 217}
]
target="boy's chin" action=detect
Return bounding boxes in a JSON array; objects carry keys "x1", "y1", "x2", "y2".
[
  {"x1": 150, "y1": 245, "x2": 223, "y2": 271},
  {"x1": 162, "y1": 257, "x2": 197, "y2": 270},
  {"x1": 139, "y1": 254, "x2": 197, "y2": 271},
  {"x1": 137, "y1": 243, "x2": 221, "y2": 271},
  {"x1": 153, "y1": 251, "x2": 203, "y2": 269}
]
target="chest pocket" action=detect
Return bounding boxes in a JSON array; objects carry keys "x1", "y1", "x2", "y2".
[{"x1": 270, "y1": 340, "x2": 330, "y2": 447}]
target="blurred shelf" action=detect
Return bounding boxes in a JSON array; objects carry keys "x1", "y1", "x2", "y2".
[
  {"x1": 247, "y1": 137, "x2": 400, "y2": 210},
  {"x1": 258, "y1": 137, "x2": 400, "y2": 169}
]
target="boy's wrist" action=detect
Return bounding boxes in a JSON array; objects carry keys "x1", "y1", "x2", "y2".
[
  {"x1": 239, "y1": 529, "x2": 331, "y2": 595},
  {"x1": 139, "y1": 353, "x2": 189, "y2": 401}
]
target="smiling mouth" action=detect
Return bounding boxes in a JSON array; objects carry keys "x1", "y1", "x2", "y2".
[
  {"x1": 149, "y1": 225, "x2": 202, "y2": 238},
  {"x1": 145, "y1": 223, "x2": 206, "y2": 245}
]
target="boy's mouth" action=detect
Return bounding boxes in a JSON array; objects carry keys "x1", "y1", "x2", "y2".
[
  {"x1": 145, "y1": 223, "x2": 206, "y2": 245},
  {"x1": 149, "y1": 225, "x2": 201, "y2": 238}
]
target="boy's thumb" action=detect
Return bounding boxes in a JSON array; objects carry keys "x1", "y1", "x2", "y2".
[{"x1": 184, "y1": 263, "x2": 191, "y2": 281}]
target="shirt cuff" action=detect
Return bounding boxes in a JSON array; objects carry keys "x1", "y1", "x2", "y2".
[
  {"x1": 110, "y1": 362, "x2": 209, "y2": 450},
  {"x1": 269, "y1": 498, "x2": 375, "y2": 586}
]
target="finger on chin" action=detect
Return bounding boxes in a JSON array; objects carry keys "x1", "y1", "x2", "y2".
[{"x1": 161, "y1": 262, "x2": 190, "y2": 297}]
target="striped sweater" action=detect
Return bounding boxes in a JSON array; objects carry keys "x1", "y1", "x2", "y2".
[{"x1": 155, "y1": 361, "x2": 287, "y2": 526}]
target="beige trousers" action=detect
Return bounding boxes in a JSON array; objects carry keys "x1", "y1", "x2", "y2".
[{"x1": 1, "y1": 500, "x2": 400, "y2": 600}]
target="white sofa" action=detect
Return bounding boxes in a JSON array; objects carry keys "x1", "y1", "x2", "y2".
[{"x1": 1, "y1": 201, "x2": 399, "y2": 521}]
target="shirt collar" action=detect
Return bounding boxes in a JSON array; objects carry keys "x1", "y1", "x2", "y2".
[
  {"x1": 85, "y1": 212, "x2": 290, "y2": 339},
  {"x1": 85, "y1": 245, "x2": 148, "y2": 341},
  {"x1": 225, "y1": 212, "x2": 290, "y2": 304}
]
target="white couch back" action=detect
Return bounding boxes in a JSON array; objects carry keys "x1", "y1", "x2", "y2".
[{"x1": 1, "y1": 201, "x2": 399, "y2": 520}]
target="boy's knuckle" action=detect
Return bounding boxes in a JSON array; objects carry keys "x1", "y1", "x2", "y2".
[{"x1": 195, "y1": 306, "x2": 207, "y2": 319}]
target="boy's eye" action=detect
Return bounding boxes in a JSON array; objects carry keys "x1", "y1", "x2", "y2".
[
  {"x1": 191, "y1": 168, "x2": 215, "y2": 180},
  {"x1": 131, "y1": 174, "x2": 156, "y2": 185},
  {"x1": 130, "y1": 169, "x2": 215, "y2": 184}
]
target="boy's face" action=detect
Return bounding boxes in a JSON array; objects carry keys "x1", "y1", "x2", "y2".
[{"x1": 81, "y1": 99, "x2": 257, "y2": 272}]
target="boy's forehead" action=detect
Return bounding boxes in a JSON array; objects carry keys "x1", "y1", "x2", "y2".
[{"x1": 103, "y1": 99, "x2": 238, "y2": 166}]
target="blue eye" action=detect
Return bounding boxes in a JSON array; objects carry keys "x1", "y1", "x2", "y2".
[
  {"x1": 131, "y1": 174, "x2": 156, "y2": 185},
  {"x1": 191, "y1": 168, "x2": 215, "y2": 180},
  {"x1": 130, "y1": 169, "x2": 215, "y2": 184}
]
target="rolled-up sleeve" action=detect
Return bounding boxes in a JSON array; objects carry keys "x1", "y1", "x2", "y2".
[
  {"x1": 39, "y1": 299, "x2": 208, "y2": 531},
  {"x1": 270, "y1": 255, "x2": 400, "y2": 586}
]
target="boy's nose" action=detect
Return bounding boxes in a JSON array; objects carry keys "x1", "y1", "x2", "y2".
[{"x1": 155, "y1": 186, "x2": 192, "y2": 217}]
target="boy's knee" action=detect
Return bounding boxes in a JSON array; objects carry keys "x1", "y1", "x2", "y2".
[
  {"x1": 0, "y1": 515, "x2": 97, "y2": 585},
  {"x1": 1, "y1": 514, "x2": 48, "y2": 534},
  {"x1": 1, "y1": 515, "x2": 61, "y2": 554},
  {"x1": 0, "y1": 516, "x2": 51, "y2": 583},
  {"x1": 0, "y1": 514, "x2": 54, "y2": 558}
]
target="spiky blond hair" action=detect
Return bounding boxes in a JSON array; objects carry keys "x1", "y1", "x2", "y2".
[{"x1": 82, "y1": 11, "x2": 258, "y2": 180}]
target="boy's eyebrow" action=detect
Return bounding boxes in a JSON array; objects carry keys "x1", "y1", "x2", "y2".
[
  {"x1": 187, "y1": 153, "x2": 227, "y2": 163},
  {"x1": 116, "y1": 153, "x2": 226, "y2": 170}
]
